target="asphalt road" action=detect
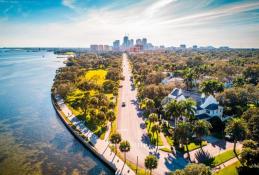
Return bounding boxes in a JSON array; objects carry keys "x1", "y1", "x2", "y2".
[{"x1": 117, "y1": 53, "x2": 187, "y2": 175}]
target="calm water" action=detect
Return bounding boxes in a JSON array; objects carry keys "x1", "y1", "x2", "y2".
[{"x1": 0, "y1": 49, "x2": 113, "y2": 175}]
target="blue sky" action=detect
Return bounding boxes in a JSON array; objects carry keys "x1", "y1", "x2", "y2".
[{"x1": 0, "y1": 0, "x2": 259, "y2": 48}]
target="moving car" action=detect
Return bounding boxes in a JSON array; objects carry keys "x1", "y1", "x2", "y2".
[{"x1": 122, "y1": 102, "x2": 126, "y2": 107}]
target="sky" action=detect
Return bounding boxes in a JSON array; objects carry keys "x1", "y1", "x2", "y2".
[{"x1": 0, "y1": 0, "x2": 259, "y2": 48}]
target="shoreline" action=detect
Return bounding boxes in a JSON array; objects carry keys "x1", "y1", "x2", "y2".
[{"x1": 51, "y1": 93, "x2": 135, "y2": 175}]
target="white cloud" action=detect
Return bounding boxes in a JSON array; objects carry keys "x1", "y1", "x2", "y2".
[
  {"x1": 62, "y1": 0, "x2": 76, "y2": 10},
  {"x1": 1, "y1": 0, "x2": 259, "y2": 48}
]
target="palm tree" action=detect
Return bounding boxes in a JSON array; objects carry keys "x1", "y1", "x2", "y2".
[
  {"x1": 145, "y1": 155, "x2": 158, "y2": 175},
  {"x1": 119, "y1": 140, "x2": 131, "y2": 162},
  {"x1": 164, "y1": 99, "x2": 181, "y2": 127},
  {"x1": 181, "y1": 99, "x2": 196, "y2": 122},
  {"x1": 183, "y1": 68, "x2": 197, "y2": 90},
  {"x1": 151, "y1": 123, "x2": 161, "y2": 152},
  {"x1": 148, "y1": 113, "x2": 158, "y2": 131},
  {"x1": 225, "y1": 118, "x2": 248, "y2": 162},
  {"x1": 80, "y1": 91, "x2": 90, "y2": 116},
  {"x1": 193, "y1": 120, "x2": 212, "y2": 148},
  {"x1": 175, "y1": 121, "x2": 193, "y2": 161},
  {"x1": 109, "y1": 133, "x2": 121, "y2": 153},
  {"x1": 90, "y1": 96, "x2": 99, "y2": 107},
  {"x1": 200, "y1": 79, "x2": 224, "y2": 96},
  {"x1": 140, "y1": 98, "x2": 155, "y2": 116},
  {"x1": 107, "y1": 110, "x2": 116, "y2": 129}
]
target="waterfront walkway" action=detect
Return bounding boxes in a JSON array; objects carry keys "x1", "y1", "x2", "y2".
[{"x1": 55, "y1": 95, "x2": 135, "y2": 175}]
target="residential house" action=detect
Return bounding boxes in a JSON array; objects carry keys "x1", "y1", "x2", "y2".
[{"x1": 162, "y1": 88, "x2": 225, "y2": 121}]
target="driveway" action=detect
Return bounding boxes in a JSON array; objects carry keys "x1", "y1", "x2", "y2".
[{"x1": 188, "y1": 136, "x2": 243, "y2": 163}]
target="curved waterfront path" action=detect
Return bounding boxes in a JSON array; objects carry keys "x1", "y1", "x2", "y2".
[{"x1": 53, "y1": 95, "x2": 135, "y2": 175}]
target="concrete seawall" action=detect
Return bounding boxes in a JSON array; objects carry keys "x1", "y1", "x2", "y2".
[{"x1": 51, "y1": 94, "x2": 135, "y2": 175}]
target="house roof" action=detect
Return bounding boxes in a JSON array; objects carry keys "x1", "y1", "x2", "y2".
[
  {"x1": 165, "y1": 88, "x2": 220, "y2": 111},
  {"x1": 196, "y1": 113, "x2": 211, "y2": 119},
  {"x1": 200, "y1": 95, "x2": 218, "y2": 109},
  {"x1": 205, "y1": 103, "x2": 219, "y2": 110}
]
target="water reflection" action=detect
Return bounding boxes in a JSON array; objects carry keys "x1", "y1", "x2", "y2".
[{"x1": 0, "y1": 49, "x2": 113, "y2": 175}]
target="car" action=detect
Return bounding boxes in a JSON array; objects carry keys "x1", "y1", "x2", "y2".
[{"x1": 122, "y1": 102, "x2": 126, "y2": 107}]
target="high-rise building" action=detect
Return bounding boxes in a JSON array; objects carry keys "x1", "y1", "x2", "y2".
[
  {"x1": 113, "y1": 40, "x2": 120, "y2": 51},
  {"x1": 90, "y1": 45, "x2": 98, "y2": 52},
  {"x1": 180, "y1": 44, "x2": 186, "y2": 49},
  {"x1": 142, "y1": 38, "x2": 147, "y2": 50},
  {"x1": 129, "y1": 39, "x2": 134, "y2": 47},
  {"x1": 123, "y1": 36, "x2": 129, "y2": 48},
  {"x1": 142, "y1": 38, "x2": 147, "y2": 45},
  {"x1": 136, "y1": 39, "x2": 142, "y2": 45}
]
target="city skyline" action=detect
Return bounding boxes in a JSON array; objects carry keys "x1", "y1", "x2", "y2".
[{"x1": 0, "y1": 0, "x2": 259, "y2": 48}]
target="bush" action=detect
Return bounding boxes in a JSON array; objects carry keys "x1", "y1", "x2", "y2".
[{"x1": 237, "y1": 166, "x2": 259, "y2": 175}]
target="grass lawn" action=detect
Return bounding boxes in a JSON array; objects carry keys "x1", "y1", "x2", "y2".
[
  {"x1": 214, "y1": 161, "x2": 241, "y2": 175},
  {"x1": 212, "y1": 150, "x2": 240, "y2": 167},
  {"x1": 185, "y1": 141, "x2": 207, "y2": 152},
  {"x1": 160, "y1": 147, "x2": 171, "y2": 153},
  {"x1": 165, "y1": 136, "x2": 174, "y2": 146},
  {"x1": 177, "y1": 141, "x2": 207, "y2": 153},
  {"x1": 146, "y1": 120, "x2": 163, "y2": 146},
  {"x1": 84, "y1": 69, "x2": 107, "y2": 85}
]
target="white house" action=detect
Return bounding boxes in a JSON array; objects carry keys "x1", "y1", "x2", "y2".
[{"x1": 162, "y1": 88, "x2": 224, "y2": 121}]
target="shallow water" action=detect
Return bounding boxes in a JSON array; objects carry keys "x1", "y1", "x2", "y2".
[{"x1": 0, "y1": 49, "x2": 113, "y2": 175}]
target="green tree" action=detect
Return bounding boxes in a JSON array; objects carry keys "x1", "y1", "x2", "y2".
[
  {"x1": 164, "y1": 99, "x2": 181, "y2": 127},
  {"x1": 170, "y1": 163, "x2": 212, "y2": 175},
  {"x1": 233, "y1": 76, "x2": 245, "y2": 87},
  {"x1": 242, "y1": 139, "x2": 257, "y2": 149},
  {"x1": 200, "y1": 79, "x2": 224, "y2": 96},
  {"x1": 107, "y1": 110, "x2": 116, "y2": 129},
  {"x1": 109, "y1": 133, "x2": 121, "y2": 153},
  {"x1": 119, "y1": 140, "x2": 131, "y2": 162},
  {"x1": 144, "y1": 155, "x2": 158, "y2": 175},
  {"x1": 183, "y1": 68, "x2": 197, "y2": 90},
  {"x1": 175, "y1": 121, "x2": 193, "y2": 161},
  {"x1": 193, "y1": 120, "x2": 212, "y2": 148},
  {"x1": 240, "y1": 147, "x2": 259, "y2": 167},
  {"x1": 151, "y1": 123, "x2": 161, "y2": 152},
  {"x1": 225, "y1": 118, "x2": 248, "y2": 162},
  {"x1": 148, "y1": 113, "x2": 158, "y2": 131},
  {"x1": 96, "y1": 111, "x2": 106, "y2": 125},
  {"x1": 140, "y1": 98, "x2": 155, "y2": 116},
  {"x1": 242, "y1": 108, "x2": 259, "y2": 143},
  {"x1": 243, "y1": 65, "x2": 259, "y2": 85},
  {"x1": 181, "y1": 99, "x2": 196, "y2": 121}
]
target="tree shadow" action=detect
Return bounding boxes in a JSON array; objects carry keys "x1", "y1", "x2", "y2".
[
  {"x1": 211, "y1": 139, "x2": 227, "y2": 150},
  {"x1": 141, "y1": 133, "x2": 155, "y2": 149},
  {"x1": 140, "y1": 122, "x2": 146, "y2": 129},
  {"x1": 164, "y1": 153, "x2": 188, "y2": 171},
  {"x1": 194, "y1": 149, "x2": 215, "y2": 166}
]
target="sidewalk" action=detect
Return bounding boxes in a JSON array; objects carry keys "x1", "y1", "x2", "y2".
[
  {"x1": 55, "y1": 95, "x2": 135, "y2": 175},
  {"x1": 213, "y1": 157, "x2": 239, "y2": 172}
]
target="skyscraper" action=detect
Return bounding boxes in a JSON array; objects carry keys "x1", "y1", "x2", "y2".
[
  {"x1": 129, "y1": 39, "x2": 134, "y2": 47},
  {"x1": 113, "y1": 40, "x2": 120, "y2": 51},
  {"x1": 142, "y1": 38, "x2": 147, "y2": 49},
  {"x1": 123, "y1": 36, "x2": 129, "y2": 48},
  {"x1": 136, "y1": 39, "x2": 142, "y2": 45}
]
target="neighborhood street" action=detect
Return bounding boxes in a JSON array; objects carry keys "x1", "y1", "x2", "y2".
[{"x1": 117, "y1": 53, "x2": 188, "y2": 174}]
